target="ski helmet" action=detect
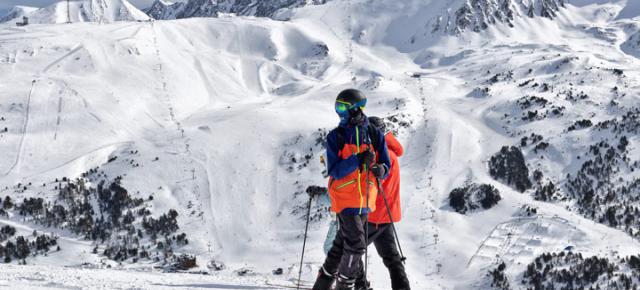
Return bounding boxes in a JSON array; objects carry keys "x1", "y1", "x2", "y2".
[
  {"x1": 335, "y1": 89, "x2": 367, "y2": 117},
  {"x1": 368, "y1": 116, "x2": 387, "y2": 133}
]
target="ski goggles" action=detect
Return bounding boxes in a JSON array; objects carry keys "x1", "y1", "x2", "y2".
[{"x1": 335, "y1": 99, "x2": 367, "y2": 115}]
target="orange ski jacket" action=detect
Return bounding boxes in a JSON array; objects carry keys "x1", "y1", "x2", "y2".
[
  {"x1": 326, "y1": 122, "x2": 390, "y2": 215},
  {"x1": 369, "y1": 133, "x2": 404, "y2": 224}
]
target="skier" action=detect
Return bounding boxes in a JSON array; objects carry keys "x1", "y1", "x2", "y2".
[
  {"x1": 365, "y1": 116, "x2": 410, "y2": 290},
  {"x1": 321, "y1": 193, "x2": 338, "y2": 255},
  {"x1": 312, "y1": 89, "x2": 391, "y2": 290},
  {"x1": 318, "y1": 155, "x2": 338, "y2": 256}
]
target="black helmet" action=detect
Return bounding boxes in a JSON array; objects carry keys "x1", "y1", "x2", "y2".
[
  {"x1": 368, "y1": 116, "x2": 387, "y2": 132},
  {"x1": 336, "y1": 89, "x2": 367, "y2": 106},
  {"x1": 335, "y1": 89, "x2": 367, "y2": 117}
]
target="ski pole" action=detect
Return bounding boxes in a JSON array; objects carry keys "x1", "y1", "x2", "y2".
[
  {"x1": 297, "y1": 194, "x2": 313, "y2": 290},
  {"x1": 364, "y1": 165, "x2": 370, "y2": 287},
  {"x1": 376, "y1": 178, "x2": 406, "y2": 263}
]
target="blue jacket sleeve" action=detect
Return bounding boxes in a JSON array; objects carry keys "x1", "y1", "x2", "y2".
[
  {"x1": 373, "y1": 127, "x2": 391, "y2": 179},
  {"x1": 327, "y1": 130, "x2": 359, "y2": 180}
]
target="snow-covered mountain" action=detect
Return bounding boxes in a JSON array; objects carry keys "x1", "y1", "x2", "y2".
[
  {"x1": 145, "y1": 0, "x2": 566, "y2": 34},
  {"x1": 146, "y1": 0, "x2": 328, "y2": 20},
  {"x1": 25, "y1": 0, "x2": 150, "y2": 24},
  {"x1": 0, "y1": 0, "x2": 640, "y2": 289},
  {"x1": 144, "y1": 0, "x2": 185, "y2": 20},
  {"x1": 432, "y1": 0, "x2": 566, "y2": 34},
  {"x1": 0, "y1": 5, "x2": 38, "y2": 23},
  {"x1": 623, "y1": 29, "x2": 640, "y2": 58}
]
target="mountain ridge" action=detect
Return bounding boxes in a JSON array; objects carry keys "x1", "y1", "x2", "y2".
[
  {"x1": 0, "y1": 5, "x2": 38, "y2": 23},
  {"x1": 8, "y1": 0, "x2": 149, "y2": 24}
]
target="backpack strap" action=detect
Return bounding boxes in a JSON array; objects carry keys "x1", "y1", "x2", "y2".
[
  {"x1": 335, "y1": 125, "x2": 378, "y2": 152},
  {"x1": 367, "y1": 123, "x2": 380, "y2": 151},
  {"x1": 336, "y1": 127, "x2": 346, "y2": 153}
]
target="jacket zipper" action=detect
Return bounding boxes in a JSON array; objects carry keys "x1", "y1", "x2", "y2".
[{"x1": 336, "y1": 179, "x2": 357, "y2": 189}]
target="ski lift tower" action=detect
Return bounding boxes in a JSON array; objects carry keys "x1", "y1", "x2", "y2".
[{"x1": 66, "y1": 0, "x2": 72, "y2": 24}]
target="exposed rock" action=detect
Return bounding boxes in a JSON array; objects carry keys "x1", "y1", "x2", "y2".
[
  {"x1": 433, "y1": 0, "x2": 566, "y2": 34},
  {"x1": 144, "y1": 0, "x2": 185, "y2": 20},
  {"x1": 146, "y1": 0, "x2": 329, "y2": 20}
]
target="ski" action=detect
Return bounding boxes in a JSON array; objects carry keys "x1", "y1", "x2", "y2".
[{"x1": 265, "y1": 281, "x2": 314, "y2": 290}]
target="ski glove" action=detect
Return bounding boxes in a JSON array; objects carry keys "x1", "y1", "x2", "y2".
[
  {"x1": 371, "y1": 164, "x2": 387, "y2": 178},
  {"x1": 306, "y1": 186, "x2": 327, "y2": 198},
  {"x1": 357, "y1": 151, "x2": 376, "y2": 170}
]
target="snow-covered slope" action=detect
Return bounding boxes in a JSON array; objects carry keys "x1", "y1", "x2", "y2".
[
  {"x1": 0, "y1": 0, "x2": 639, "y2": 289},
  {"x1": 0, "y1": 6, "x2": 38, "y2": 23},
  {"x1": 26, "y1": 0, "x2": 150, "y2": 24}
]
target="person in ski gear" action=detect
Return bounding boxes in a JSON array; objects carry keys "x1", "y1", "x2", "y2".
[
  {"x1": 313, "y1": 89, "x2": 391, "y2": 290},
  {"x1": 365, "y1": 116, "x2": 411, "y2": 290},
  {"x1": 317, "y1": 155, "x2": 338, "y2": 255},
  {"x1": 322, "y1": 195, "x2": 338, "y2": 255},
  {"x1": 307, "y1": 184, "x2": 338, "y2": 255}
]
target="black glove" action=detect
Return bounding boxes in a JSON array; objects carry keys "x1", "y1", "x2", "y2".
[
  {"x1": 306, "y1": 186, "x2": 327, "y2": 198},
  {"x1": 357, "y1": 150, "x2": 375, "y2": 170},
  {"x1": 371, "y1": 164, "x2": 386, "y2": 178}
]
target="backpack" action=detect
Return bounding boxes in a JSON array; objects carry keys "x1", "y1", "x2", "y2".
[{"x1": 335, "y1": 124, "x2": 380, "y2": 153}]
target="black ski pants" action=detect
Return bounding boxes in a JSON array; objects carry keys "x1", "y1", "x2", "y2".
[
  {"x1": 323, "y1": 220, "x2": 410, "y2": 289},
  {"x1": 367, "y1": 223, "x2": 410, "y2": 290},
  {"x1": 322, "y1": 213, "x2": 367, "y2": 279}
]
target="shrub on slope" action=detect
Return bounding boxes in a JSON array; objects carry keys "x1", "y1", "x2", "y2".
[
  {"x1": 449, "y1": 183, "x2": 501, "y2": 214},
  {"x1": 489, "y1": 146, "x2": 532, "y2": 192}
]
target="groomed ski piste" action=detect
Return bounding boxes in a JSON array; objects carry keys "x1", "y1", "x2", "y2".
[{"x1": 0, "y1": 0, "x2": 639, "y2": 289}]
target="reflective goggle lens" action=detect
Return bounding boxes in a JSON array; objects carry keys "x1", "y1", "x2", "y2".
[
  {"x1": 335, "y1": 99, "x2": 366, "y2": 114},
  {"x1": 335, "y1": 103, "x2": 349, "y2": 114}
]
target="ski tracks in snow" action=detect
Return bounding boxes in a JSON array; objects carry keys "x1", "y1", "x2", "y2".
[
  {"x1": 41, "y1": 44, "x2": 84, "y2": 74},
  {"x1": 2, "y1": 80, "x2": 37, "y2": 177},
  {"x1": 466, "y1": 215, "x2": 585, "y2": 269}
]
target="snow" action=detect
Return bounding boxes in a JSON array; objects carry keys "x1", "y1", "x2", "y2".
[{"x1": 0, "y1": 0, "x2": 639, "y2": 289}]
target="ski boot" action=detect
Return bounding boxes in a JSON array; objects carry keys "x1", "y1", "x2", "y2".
[
  {"x1": 312, "y1": 267, "x2": 335, "y2": 290},
  {"x1": 355, "y1": 277, "x2": 372, "y2": 290},
  {"x1": 335, "y1": 274, "x2": 356, "y2": 290},
  {"x1": 390, "y1": 267, "x2": 410, "y2": 290}
]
